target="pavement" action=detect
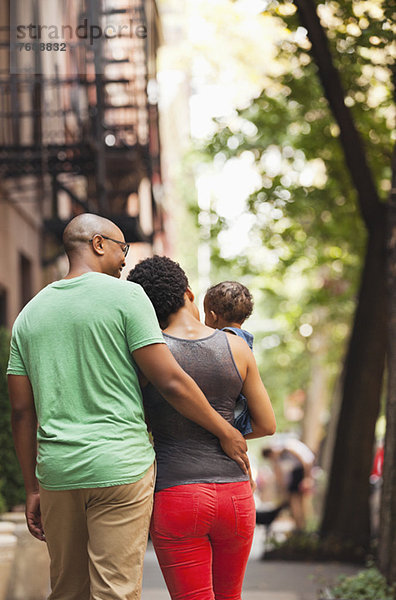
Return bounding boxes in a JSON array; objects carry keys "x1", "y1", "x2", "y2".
[{"x1": 142, "y1": 526, "x2": 360, "y2": 600}]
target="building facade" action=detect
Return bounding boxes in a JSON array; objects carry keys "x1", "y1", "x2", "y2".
[{"x1": 0, "y1": 0, "x2": 165, "y2": 328}]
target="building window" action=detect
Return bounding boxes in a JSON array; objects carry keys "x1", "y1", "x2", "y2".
[{"x1": 19, "y1": 254, "x2": 33, "y2": 310}]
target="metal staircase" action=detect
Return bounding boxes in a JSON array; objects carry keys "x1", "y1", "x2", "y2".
[{"x1": 0, "y1": 0, "x2": 163, "y2": 263}]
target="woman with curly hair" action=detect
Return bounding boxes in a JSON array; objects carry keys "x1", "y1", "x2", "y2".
[{"x1": 128, "y1": 256, "x2": 275, "y2": 600}]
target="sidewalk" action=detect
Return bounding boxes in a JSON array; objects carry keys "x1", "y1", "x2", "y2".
[{"x1": 142, "y1": 528, "x2": 360, "y2": 600}]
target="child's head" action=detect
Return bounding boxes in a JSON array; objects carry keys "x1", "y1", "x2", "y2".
[{"x1": 204, "y1": 281, "x2": 254, "y2": 329}]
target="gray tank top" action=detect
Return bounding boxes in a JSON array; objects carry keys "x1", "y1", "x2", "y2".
[{"x1": 142, "y1": 329, "x2": 249, "y2": 491}]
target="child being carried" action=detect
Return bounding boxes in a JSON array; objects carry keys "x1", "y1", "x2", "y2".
[{"x1": 204, "y1": 281, "x2": 254, "y2": 436}]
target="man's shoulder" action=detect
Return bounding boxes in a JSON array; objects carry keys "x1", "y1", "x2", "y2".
[
  {"x1": 98, "y1": 275, "x2": 144, "y2": 297},
  {"x1": 115, "y1": 278, "x2": 143, "y2": 293},
  {"x1": 10, "y1": 286, "x2": 51, "y2": 338},
  {"x1": 92, "y1": 277, "x2": 151, "y2": 315},
  {"x1": 60, "y1": 272, "x2": 143, "y2": 297},
  {"x1": 14, "y1": 284, "x2": 52, "y2": 317}
]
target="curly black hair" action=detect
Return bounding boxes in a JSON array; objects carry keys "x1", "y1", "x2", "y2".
[
  {"x1": 127, "y1": 255, "x2": 189, "y2": 326},
  {"x1": 204, "y1": 281, "x2": 253, "y2": 324}
]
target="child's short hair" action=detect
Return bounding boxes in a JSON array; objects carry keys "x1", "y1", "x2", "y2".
[{"x1": 205, "y1": 281, "x2": 254, "y2": 324}]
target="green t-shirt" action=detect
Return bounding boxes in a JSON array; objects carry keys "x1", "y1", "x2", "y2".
[{"x1": 7, "y1": 272, "x2": 164, "y2": 490}]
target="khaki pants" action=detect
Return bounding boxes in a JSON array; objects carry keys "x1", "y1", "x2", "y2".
[{"x1": 40, "y1": 464, "x2": 155, "y2": 600}]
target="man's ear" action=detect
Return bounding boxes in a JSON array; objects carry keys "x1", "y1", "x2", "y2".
[{"x1": 91, "y1": 234, "x2": 105, "y2": 256}]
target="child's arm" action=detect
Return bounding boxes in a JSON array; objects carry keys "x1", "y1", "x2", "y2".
[{"x1": 233, "y1": 398, "x2": 253, "y2": 435}]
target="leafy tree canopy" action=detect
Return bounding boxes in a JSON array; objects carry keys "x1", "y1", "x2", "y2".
[{"x1": 198, "y1": 0, "x2": 394, "y2": 428}]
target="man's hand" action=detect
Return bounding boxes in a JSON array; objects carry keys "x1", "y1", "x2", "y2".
[
  {"x1": 133, "y1": 344, "x2": 251, "y2": 473},
  {"x1": 219, "y1": 428, "x2": 250, "y2": 475},
  {"x1": 26, "y1": 490, "x2": 45, "y2": 541}
]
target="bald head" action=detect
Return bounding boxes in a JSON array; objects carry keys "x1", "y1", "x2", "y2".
[{"x1": 63, "y1": 214, "x2": 122, "y2": 257}]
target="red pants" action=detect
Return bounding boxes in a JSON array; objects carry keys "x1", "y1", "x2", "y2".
[{"x1": 150, "y1": 481, "x2": 255, "y2": 600}]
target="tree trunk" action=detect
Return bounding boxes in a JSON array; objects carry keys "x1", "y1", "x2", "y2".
[
  {"x1": 293, "y1": 0, "x2": 387, "y2": 554},
  {"x1": 293, "y1": 0, "x2": 379, "y2": 229},
  {"x1": 378, "y1": 145, "x2": 396, "y2": 585},
  {"x1": 320, "y1": 212, "x2": 387, "y2": 551}
]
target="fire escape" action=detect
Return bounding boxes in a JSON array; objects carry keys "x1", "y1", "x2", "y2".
[{"x1": 0, "y1": 0, "x2": 164, "y2": 266}]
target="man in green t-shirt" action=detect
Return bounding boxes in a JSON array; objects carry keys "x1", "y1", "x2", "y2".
[{"x1": 7, "y1": 213, "x2": 249, "y2": 600}]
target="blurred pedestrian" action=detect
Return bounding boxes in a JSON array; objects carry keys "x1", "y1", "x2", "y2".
[
  {"x1": 370, "y1": 439, "x2": 384, "y2": 538},
  {"x1": 263, "y1": 438, "x2": 314, "y2": 531}
]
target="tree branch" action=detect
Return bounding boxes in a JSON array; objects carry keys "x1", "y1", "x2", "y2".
[{"x1": 293, "y1": 0, "x2": 381, "y2": 230}]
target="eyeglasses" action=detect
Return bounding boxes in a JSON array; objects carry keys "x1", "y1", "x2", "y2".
[{"x1": 89, "y1": 234, "x2": 130, "y2": 257}]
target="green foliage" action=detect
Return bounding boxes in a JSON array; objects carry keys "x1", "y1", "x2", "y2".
[
  {"x1": 199, "y1": 0, "x2": 393, "y2": 430},
  {"x1": 0, "y1": 328, "x2": 25, "y2": 510},
  {"x1": 264, "y1": 0, "x2": 394, "y2": 197},
  {"x1": 330, "y1": 565, "x2": 396, "y2": 599}
]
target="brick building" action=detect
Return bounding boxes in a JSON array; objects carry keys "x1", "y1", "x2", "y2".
[{"x1": 0, "y1": 0, "x2": 166, "y2": 329}]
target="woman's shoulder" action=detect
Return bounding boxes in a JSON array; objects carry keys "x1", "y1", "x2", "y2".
[{"x1": 222, "y1": 332, "x2": 250, "y2": 382}]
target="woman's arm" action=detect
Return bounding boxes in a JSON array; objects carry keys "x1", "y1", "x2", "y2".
[
  {"x1": 242, "y1": 350, "x2": 276, "y2": 439},
  {"x1": 227, "y1": 335, "x2": 276, "y2": 439}
]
